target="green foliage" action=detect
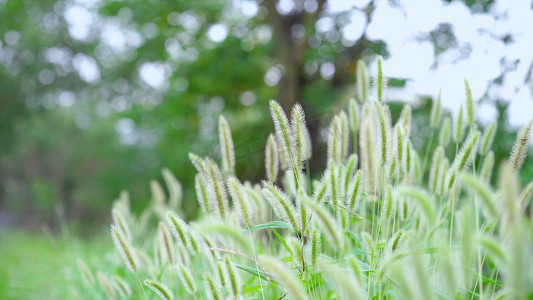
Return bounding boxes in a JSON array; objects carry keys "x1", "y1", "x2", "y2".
[{"x1": 72, "y1": 65, "x2": 533, "y2": 299}]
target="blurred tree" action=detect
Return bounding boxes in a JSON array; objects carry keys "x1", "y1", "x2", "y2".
[{"x1": 0, "y1": 0, "x2": 530, "y2": 227}]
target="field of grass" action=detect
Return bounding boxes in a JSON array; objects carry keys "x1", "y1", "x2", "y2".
[{"x1": 0, "y1": 229, "x2": 111, "y2": 300}]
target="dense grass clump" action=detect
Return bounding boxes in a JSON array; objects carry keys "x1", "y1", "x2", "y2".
[{"x1": 72, "y1": 62, "x2": 533, "y2": 300}]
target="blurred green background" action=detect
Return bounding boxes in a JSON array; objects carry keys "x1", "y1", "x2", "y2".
[{"x1": 0, "y1": 0, "x2": 531, "y2": 298}]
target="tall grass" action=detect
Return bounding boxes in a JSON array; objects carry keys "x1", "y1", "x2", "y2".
[{"x1": 72, "y1": 61, "x2": 533, "y2": 300}]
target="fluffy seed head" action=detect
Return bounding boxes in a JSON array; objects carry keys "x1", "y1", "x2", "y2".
[
  {"x1": 97, "y1": 272, "x2": 116, "y2": 299},
  {"x1": 480, "y1": 151, "x2": 494, "y2": 183},
  {"x1": 112, "y1": 207, "x2": 131, "y2": 242},
  {"x1": 158, "y1": 222, "x2": 175, "y2": 264},
  {"x1": 111, "y1": 224, "x2": 139, "y2": 273},
  {"x1": 269, "y1": 100, "x2": 296, "y2": 170},
  {"x1": 204, "y1": 157, "x2": 229, "y2": 219},
  {"x1": 360, "y1": 115, "x2": 376, "y2": 192},
  {"x1": 175, "y1": 264, "x2": 197, "y2": 295},
  {"x1": 347, "y1": 170, "x2": 364, "y2": 213},
  {"x1": 454, "y1": 104, "x2": 465, "y2": 142},
  {"x1": 509, "y1": 120, "x2": 532, "y2": 172},
  {"x1": 77, "y1": 259, "x2": 94, "y2": 286},
  {"x1": 218, "y1": 115, "x2": 235, "y2": 174},
  {"x1": 161, "y1": 168, "x2": 182, "y2": 210},
  {"x1": 150, "y1": 180, "x2": 166, "y2": 206},
  {"x1": 265, "y1": 133, "x2": 279, "y2": 182},
  {"x1": 439, "y1": 117, "x2": 451, "y2": 147},
  {"x1": 464, "y1": 79, "x2": 474, "y2": 126},
  {"x1": 327, "y1": 115, "x2": 342, "y2": 166},
  {"x1": 224, "y1": 256, "x2": 242, "y2": 297},
  {"x1": 259, "y1": 255, "x2": 307, "y2": 300},
  {"x1": 348, "y1": 98, "x2": 359, "y2": 132},
  {"x1": 377, "y1": 56, "x2": 384, "y2": 102},
  {"x1": 356, "y1": 60, "x2": 369, "y2": 103},
  {"x1": 399, "y1": 105, "x2": 412, "y2": 136},
  {"x1": 227, "y1": 176, "x2": 253, "y2": 227},
  {"x1": 188, "y1": 152, "x2": 206, "y2": 174},
  {"x1": 380, "y1": 184, "x2": 395, "y2": 221},
  {"x1": 261, "y1": 181, "x2": 301, "y2": 231},
  {"x1": 166, "y1": 211, "x2": 190, "y2": 249},
  {"x1": 144, "y1": 279, "x2": 174, "y2": 300},
  {"x1": 480, "y1": 121, "x2": 497, "y2": 155},
  {"x1": 339, "y1": 110, "x2": 350, "y2": 160},
  {"x1": 430, "y1": 91, "x2": 442, "y2": 128},
  {"x1": 429, "y1": 146, "x2": 444, "y2": 193},
  {"x1": 112, "y1": 275, "x2": 132, "y2": 298},
  {"x1": 203, "y1": 272, "x2": 223, "y2": 300},
  {"x1": 291, "y1": 103, "x2": 310, "y2": 168},
  {"x1": 194, "y1": 174, "x2": 210, "y2": 214},
  {"x1": 374, "y1": 101, "x2": 391, "y2": 166}
]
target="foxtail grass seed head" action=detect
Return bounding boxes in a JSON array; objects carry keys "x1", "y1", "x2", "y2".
[
  {"x1": 347, "y1": 170, "x2": 364, "y2": 213},
  {"x1": 328, "y1": 163, "x2": 340, "y2": 208},
  {"x1": 227, "y1": 176, "x2": 253, "y2": 227},
  {"x1": 313, "y1": 177, "x2": 328, "y2": 203},
  {"x1": 291, "y1": 103, "x2": 310, "y2": 168},
  {"x1": 162, "y1": 168, "x2": 182, "y2": 210},
  {"x1": 399, "y1": 104, "x2": 412, "y2": 136},
  {"x1": 97, "y1": 272, "x2": 116, "y2": 299},
  {"x1": 480, "y1": 151, "x2": 494, "y2": 183},
  {"x1": 480, "y1": 121, "x2": 497, "y2": 155},
  {"x1": 348, "y1": 98, "x2": 359, "y2": 132},
  {"x1": 412, "y1": 148, "x2": 422, "y2": 183},
  {"x1": 150, "y1": 180, "x2": 166, "y2": 206},
  {"x1": 158, "y1": 222, "x2": 175, "y2": 264},
  {"x1": 377, "y1": 56, "x2": 384, "y2": 102},
  {"x1": 374, "y1": 101, "x2": 391, "y2": 166},
  {"x1": 203, "y1": 272, "x2": 222, "y2": 300},
  {"x1": 452, "y1": 129, "x2": 480, "y2": 172},
  {"x1": 77, "y1": 259, "x2": 94, "y2": 286},
  {"x1": 224, "y1": 255, "x2": 242, "y2": 297},
  {"x1": 464, "y1": 79, "x2": 474, "y2": 126},
  {"x1": 310, "y1": 229, "x2": 322, "y2": 268},
  {"x1": 360, "y1": 115, "x2": 376, "y2": 192},
  {"x1": 144, "y1": 279, "x2": 174, "y2": 300},
  {"x1": 394, "y1": 124, "x2": 405, "y2": 166},
  {"x1": 204, "y1": 157, "x2": 229, "y2": 219},
  {"x1": 262, "y1": 181, "x2": 301, "y2": 231},
  {"x1": 509, "y1": 119, "x2": 532, "y2": 172},
  {"x1": 397, "y1": 186, "x2": 436, "y2": 224},
  {"x1": 391, "y1": 229, "x2": 404, "y2": 251},
  {"x1": 195, "y1": 174, "x2": 210, "y2": 214},
  {"x1": 111, "y1": 224, "x2": 139, "y2": 273},
  {"x1": 357, "y1": 60, "x2": 369, "y2": 103},
  {"x1": 175, "y1": 264, "x2": 197, "y2": 295},
  {"x1": 327, "y1": 115, "x2": 342, "y2": 166},
  {"x1": 439, "y1": 116, "x2": 451, "y2": 147},
  {"x1": 344, "y1": 154, "x2": 359, "y2": 190},
  {"x1": 438, "y1": 158, "x2": 450, "y2": 195},
  {"x1": 454, "y1": 104, "x2": 465, "y2": 142},
  {"x1": 269, "y1": 100, "x2": 296, "y2": 170},
  {"x1": 339, "y1": 110, "x2": 350, "y2": 160},
  {"x1": 218, "y1": 115, "x2": 235, "y2": 174},
  {"x1": 112, "y1": 275, "x2": 132, "y2": 298},
  {"x1": 265, "y1": 133, "x2": 279, "y2": 182},
  {"x1": 166, "y1": 211, "x2": 190, "y2": 249},
  {"x1": 188, "y1": 152, "x2": 206, "y2": 174},
  {"x1": 259, "y1": 255, "x2": 307, "y2": 300},
  {"x1": 402, "y1": 140, "x2": 412, "y2": 179},
  {"x1": 429, "y1": 146, "x2": 444, "y2": 193},
  {"x1": 381, "y1": 184, "x2": 395, "y2": 221},
  {"x1": 112, "y1": 207, "x2": 131, "y2": 242},
  {"x1": 430, "y1": 91, "x2": 442, "y2": 128}
]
